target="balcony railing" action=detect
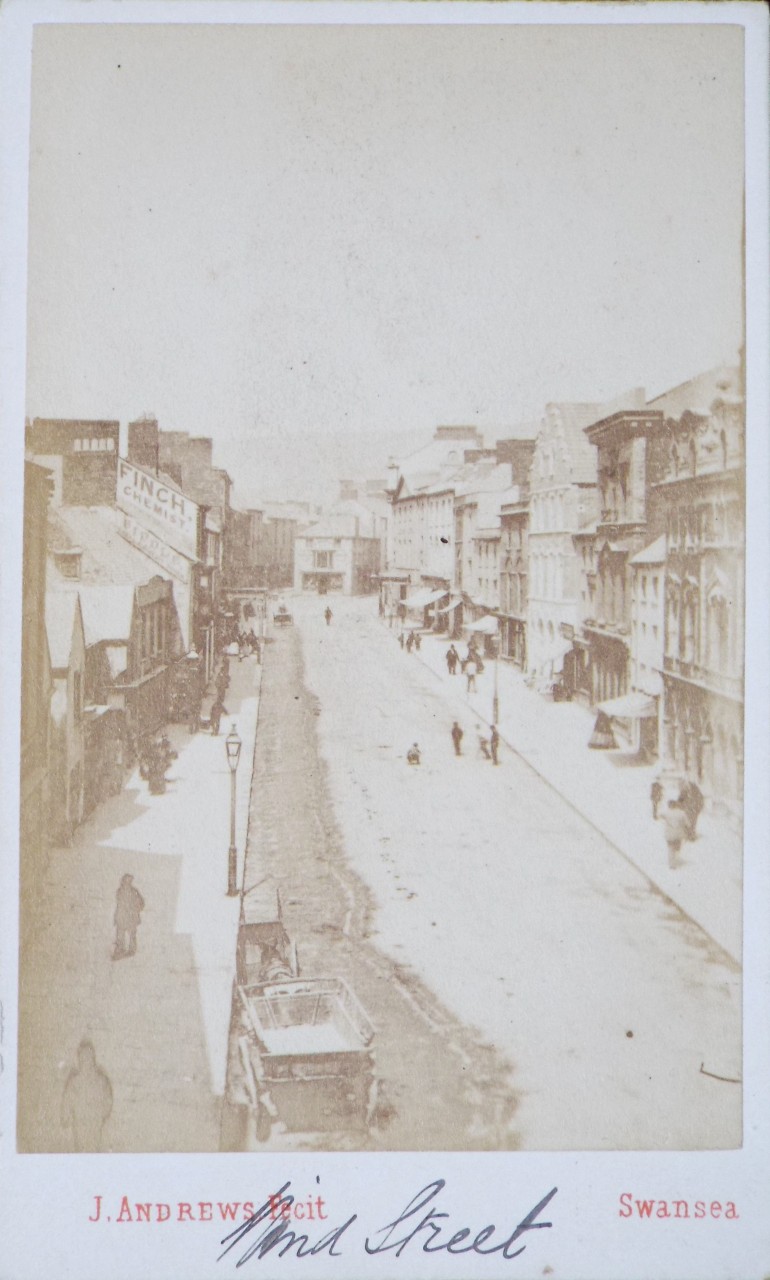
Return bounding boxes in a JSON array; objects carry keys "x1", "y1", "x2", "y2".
[{"x1": 662, "y1": 655, "x2": 743, "y2": 699}]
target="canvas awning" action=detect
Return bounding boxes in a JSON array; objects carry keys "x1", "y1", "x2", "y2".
[
  {"x1": 465, "y1": 614, "x2": 499, "y2": 635},
  {"x1": 436, "y1": 596, "x2": 463, "y2": 614},
  {"x1": 405, "y1": 587, "x2": 447, "y2": 608},
  {"x1": 598, "y1": 691, "x2": 657, "y2": 720}
]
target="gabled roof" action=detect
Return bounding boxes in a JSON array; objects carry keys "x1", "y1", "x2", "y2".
[
  {"x1": 647, "y1": 365, "x2": 740, "y2": 419},
  {"x1": 48, "y1": 505, "x2": 174, "y2": 587},
  {"x1": 630, "y1": 535, "x2": 666, "y2": 566},
  {"x1": 45, "y1": 590, "x2": 81, "y2": 670},
  {"x1": 77, "y1": 584, "x2": 136, "y2": 645}
]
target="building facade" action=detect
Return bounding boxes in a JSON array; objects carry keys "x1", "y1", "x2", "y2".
[
  {"x1": 26, "y1": 418, "x2": 120, "y2": 506},
  {"x1": 652, "y1": 378, "x2": 744, "y2": 812}
]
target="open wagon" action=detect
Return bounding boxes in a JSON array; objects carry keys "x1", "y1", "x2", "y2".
[{"x1": 236, "y1": 977, "x2": 377, "y2": 1141}]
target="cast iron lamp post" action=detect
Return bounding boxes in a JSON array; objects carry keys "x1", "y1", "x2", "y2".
[{"x1": 225, "y1": 723, "x2": 242, "y2": 896}]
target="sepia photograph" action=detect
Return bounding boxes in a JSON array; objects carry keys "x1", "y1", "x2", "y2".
[
  {"x1": 15, "y1": 16, "x2": 747, "y2": 1157},
  {"x1": 1, "y1": 4, "x2": 768, "y2": 1277}
]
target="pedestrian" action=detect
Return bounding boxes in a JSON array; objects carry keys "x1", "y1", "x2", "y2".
[
  {"x1": 451, "y1": 721, "x2": 464, "y2": 756},
  {"x1": 650, "y1": 777, "x2": 664, "y2": 820},
  {"x1": 466, "y1": 657, "x2": 478, "y2": 693},
  {"x1": 406, "y1": 631, "x2": 414, "y2": 653},
  {"x1": 210, "y1": 695, "x2": 227, "y2": 735},
  {"x1": 490, "y1": 724, "x2": 500, "y2": 765},
  {"x1": 406, "y1": 743, "x2": 421, "y2": 766},
  {"x1": 446, "y1": 644, "x2": 459, "y2": 675},
  {"x1": 477, "y1": 726, "x2": 491, "y2": 759},
  {"x1": 662, "y1": 800, "x2": 690, "y2": 870},
  {"x1": 414, "y1": 632, "x2": 422, "y2": 651},
  {"x1": 398, "y1": 631, "x2": 405, "y2": 649},
  {"x1": 324, "y1": 606, "x2": 333, "y2": 626},
  {"x1": 61, "y1": 1040, "x2": 113, "y2": 1152},
  {"x1": 679, "y1": 779, "x2": 704, "y2": 840},
  {"x1": 113, "y1": 873, "x2": 145, "y2": 959}
]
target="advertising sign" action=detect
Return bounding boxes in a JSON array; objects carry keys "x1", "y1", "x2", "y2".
[
  {"x1": 118, "y1": 511, "x2": 193, "y2": 583},
  {"x1": 116, "y1": 457, "x2": 200, "y2": 561}
]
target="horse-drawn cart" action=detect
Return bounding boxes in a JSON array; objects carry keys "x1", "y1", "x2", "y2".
[{"x1": 236, "y1": 977, "x2": 377, "y2": 1141}]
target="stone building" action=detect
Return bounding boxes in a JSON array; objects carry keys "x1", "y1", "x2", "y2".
[
  {"x1": 25, "y1": 418, "x2": 120, "y2": 506},
  {"x1": 294, "y1": 507, "x2": 381, "y2": 596},
  {"x1": 650, "y1": 368, "x2": 744, "y2": 812}
]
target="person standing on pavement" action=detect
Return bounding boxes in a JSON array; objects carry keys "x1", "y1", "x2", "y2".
[
  {"x1": 210, "y1": 695, "x2": 228, "y2": 736},
  {"x1": 113, "y1": 874, "x2": 145, "y2": 959},
  {"x1": 324, "y1": 606, "x2": 333, "y2": 626},
  {"x1": 662, "y1": 800, "x2": 690, "y2": 870},
  {"x1": 446, "y1": 644, "x2": 459, "y2": 675},
  {"x1": 477, "y1": 726, "x2": 491, "y2": 759},
  {"x1": 490, "y1": 724, "x2": 500, "y2": 765},
  {"x1": 679, "y1": 779, "x2": 704, "y2": 840},
  {"x1": 451, "y1": 721, "x2": 464, "y2": 756},
  {"x1": 650, "y1": 777, "x2": 663, "y2": 820},
  {"x1": 398, "y1": 631, "x2": 405, "y2": 649},
  {"x1": 414, "y1": 632, "x2": 422, "y2": 651},
  {"x1": 61, "y1": 1040, "x2": 113, "y2": 1152},
  {"x1": 466, "y1": 656, "x2": 478, "y2": 693},
  {"x1": 405, "y1": 631, "x2": 414, "y2": 653}
]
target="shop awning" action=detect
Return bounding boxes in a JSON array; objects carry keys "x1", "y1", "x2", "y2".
[
  {"x1": 598, "y1": 691, "x2": 657, "y2": 719},
  {"x1": 465, "y1": 614, "x2": 499, "y2": 635},
  {"x1": 436, "y1": 595, "x2": 463, "y2": 613},
  {"x1": 405, "y1": 587, "x2": 447, "y2": 608}
]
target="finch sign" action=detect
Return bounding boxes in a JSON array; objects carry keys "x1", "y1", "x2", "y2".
[{"x1": 116, "y1": 458, "x2": 200, "y2": 561}]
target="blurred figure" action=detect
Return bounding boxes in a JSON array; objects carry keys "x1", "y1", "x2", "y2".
[
  {"x1": 113, "y1": 873, "x2": 145, "y2": 959},
  {"x1": 324, "y1": 607, "x2": 333, "y2": 626},
  {"x1": 61, "y1": 1040, "x2": 113, "y2": 1152},
  {"x1": 406, "y1": 743, "x2": 421, "y2": 766},
  {"x1": 451, "y1": 722, "x2": 464, "y2": 756}
]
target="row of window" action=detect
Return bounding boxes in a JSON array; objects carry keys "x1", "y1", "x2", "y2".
[{"x1": 72, "y1": 437, "x2": 116, "y2": 452}]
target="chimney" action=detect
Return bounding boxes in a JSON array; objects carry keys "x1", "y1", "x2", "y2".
[{"x1": 52, "y1": 546, "x2": 83, "y2": 579}]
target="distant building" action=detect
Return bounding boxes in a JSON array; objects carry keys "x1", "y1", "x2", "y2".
[
  {"x1": 26, "y1": 418, "x2": 120, "y2": 506},
  {"x1": 294, "y1": 506, "x2": 380, "y2": 595}
]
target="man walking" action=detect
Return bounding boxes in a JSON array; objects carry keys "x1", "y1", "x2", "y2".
[
  {"x1": 324, "y1": 606, "x2": 333, "y2": 626},
  {"x1": 662, "y1": 800, "x2": 690, "y2": 870},
  {"x1": 113, "y1": 873, "x2": 145, "y2": 959},
  {"x1": 446, "y1": 644, "x2": 459, "y2": 675},
  {"x1": 210, "y1": 695, "x2": 227, "y2": 735},
  {"x1": 451, "y1": 721, "x2": 464, "y2": 756},
  {"x1": 679, "y1": 779, "x2": 704, "y2": 840},
  {"x1": 650, "y1": 777, "x2": 664, "y2": 820},
  {"x1": 490, "y1": 724, "x2": 500, "y2": 765}
]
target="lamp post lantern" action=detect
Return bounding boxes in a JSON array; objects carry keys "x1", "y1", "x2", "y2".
[{"x1": 225, "y1": 723, "x2": 242, "y2": 896}]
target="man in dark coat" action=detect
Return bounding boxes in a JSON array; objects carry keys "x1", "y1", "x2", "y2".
[
  {"x1": 451, "y1": 721, "x2": 464, "y2": 756},
  {"x1": 490, "y1": 724, "x2": 500, "y2": 765},
  {"x1": 61, "y1": 1040, "x2": 113, "y2": 1152},
  {"x1": 679, "y1": 779, "x2": 704, "y2": 840},
  {"x1": 210, "y1": 696, "x2": 227, "y2": 735},
  {"x1": 113, "y1": 873, "x2": 145, "y2": 959}
]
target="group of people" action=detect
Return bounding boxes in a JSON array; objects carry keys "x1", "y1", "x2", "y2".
[
  {"x1": 137, "y1": 733, "x2": 177, "y2": 795},
  {"x1": 445, "y1": 643, "x2": 485, "y2": 693},
  {"x1": 236, "y1": 629, "x2": 261, "y2": 662},
  {"x1": 451, "y1": 720, "x2": 500, "y2": 764},
  {"x1": 653, "y1": 777, "x2": 704, "y2": 870},
  {"x1": 399, "y1": 629, "x2": 422, "y2": 652},
  {"x1": 408, "y1": 722, "x2": 501, "y2": 767}
]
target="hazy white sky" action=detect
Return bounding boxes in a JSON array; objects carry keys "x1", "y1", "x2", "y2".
[{"x1": 27, "y1": 21, "x2": 744, "y2": 454}]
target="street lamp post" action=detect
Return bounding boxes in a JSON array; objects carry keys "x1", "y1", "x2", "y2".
[
  {"x1": 225, "y1": 723, "x2": 242, "y2": 897},
  {"x1": 492, "y1": 633, "x2": 500, "y2": 726}
]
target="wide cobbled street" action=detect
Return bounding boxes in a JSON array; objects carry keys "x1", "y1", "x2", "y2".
[{"x1": 229, "y1": 593, "x2": 740, "y2": 1152}]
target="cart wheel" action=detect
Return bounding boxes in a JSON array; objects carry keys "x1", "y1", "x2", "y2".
[{"x1": 255, "y1": 1105, "x2": 272, "y2": 1143}]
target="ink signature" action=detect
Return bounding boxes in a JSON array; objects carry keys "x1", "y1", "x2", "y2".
[{"x1": 218, "y1": 1179, "x2": 558, "y2": 1267}]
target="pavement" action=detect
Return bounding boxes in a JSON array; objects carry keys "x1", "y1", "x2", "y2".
[
  {"x1": 17, "y1": 651, "x2": 262, "y2": 1153},
  {"x1": 399, "y1": 620, "x2": 742, "y2": 966}
]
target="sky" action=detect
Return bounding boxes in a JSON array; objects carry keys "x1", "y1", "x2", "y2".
[{"x1": 25, "y1": 20, "x2": 744, "y2": 502}]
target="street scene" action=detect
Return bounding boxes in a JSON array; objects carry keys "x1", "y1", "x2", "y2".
[{"x1": 16, "y1": 23, "x2": 745, "y2": 1156}]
